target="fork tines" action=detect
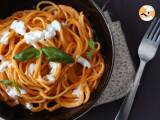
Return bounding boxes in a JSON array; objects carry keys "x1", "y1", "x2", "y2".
[{"x1": 145, "y1": 18, "x2": 160, "y2": 42}]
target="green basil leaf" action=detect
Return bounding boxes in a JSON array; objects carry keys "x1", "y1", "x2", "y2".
[
  {"x1": 13, "y1": 80, "x2": 20, "y2": 93},
  {"x1": 15, "y1": 84, "x2": 21, "y2": 93},
  {"x1": 87, "y1": 51, "x2": 94, "y2": 59},
  {"x1": 88, "y1": 39, "x2": 95, "y2": 50},
  {"x1": 41, "y1": 47, "x2": 74, "y2": 64},
  {"x1": 0, "y1": 80, "x2": 12, "y2": 85},
  {"x1": 0, "y1": 79, "x2": 21, "y2": 93},
  {"x1": 13, "y1": 47, "x2": 41, "y2": 61},
  {"x1": 87, "y1": 39, "x2": 96, "y2": 59}
]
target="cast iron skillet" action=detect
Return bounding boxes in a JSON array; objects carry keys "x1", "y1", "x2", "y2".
[{"x1": 0, "y1": 0, "x2": 114, "y2": 120}]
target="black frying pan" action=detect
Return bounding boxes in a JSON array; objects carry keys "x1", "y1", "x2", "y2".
[{"x1": 0, "y1": 0, "x2": 114, "y2": 120}]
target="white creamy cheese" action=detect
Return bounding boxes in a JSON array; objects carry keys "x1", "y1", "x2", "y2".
[
  {"x1": 6, "y1": 87, "x2": 19, "y2": 99},
  {"x1": 20, "y1": 89, "x2": 27, "y2": 95},
  {"x1": 51, "y1": 20, "x2": 61, "y2": 32},
  {"x1": 44, "y1": 30, "x2": 55, "y2": 40},
  {"x1": 43, "y1": 24, "x2": 56, "y2": 39},
  {"x1": 10, "y1": 20, "x2": 26, "y2": 35},
  {"x1": 72, "y1": 86, "x2": 82, "y2": 97},
  {"x1": 43, "y1": 62, "x2": 60, "y2": 83},
  {"x1": 45, "y1": 74, "x2": 56, "y2": 83},
  {"x1": 43, "y1": 20, "x2": 61, "y2": 40},
  {"x1": 0, "y1": 61, "x2": 11, "y2": 72},
  {"x1": 24, "y1": 30, "x2": 45, "y2": 47},
  {"x1": 27, "y1": 63, "x2": 36, "y2": 76},
  {"x1": 22, "y1": 20, "x2": 61, "y2": 44},
  {"x1": 6, "y1": 87, "x2": 27, "y2": 99},
  {"x1": 77, "y1": 56, "x2": 91, "y2": 68},
  {"x1": 49, "y1": 62, "x2": 60, "y2": 75},
  {"x1": 25, "y1": 103, "x2": 33, "y2": 110},
  {"x1": 0, "y1": 31, "x2": 10, "y2": 45}
]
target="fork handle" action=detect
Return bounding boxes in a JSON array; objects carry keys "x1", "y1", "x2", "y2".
[{"x1": 115, "y1": 60, "x2": 146, "y2": 120}]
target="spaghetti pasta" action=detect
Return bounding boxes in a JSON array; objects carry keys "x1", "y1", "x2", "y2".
[{"x1": 0, "y1": 1, "x2": 105, "y2": 112}]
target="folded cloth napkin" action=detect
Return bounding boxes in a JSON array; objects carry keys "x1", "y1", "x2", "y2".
[{"x1": 96, "y1": 11, "x2": 135, "y2": 105}]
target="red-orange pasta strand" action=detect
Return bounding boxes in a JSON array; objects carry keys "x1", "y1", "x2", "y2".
[{"x1": 0, "y1": 1, "x2": 105, "y2": 112}]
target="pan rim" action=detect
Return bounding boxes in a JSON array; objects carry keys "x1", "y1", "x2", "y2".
[{"x1": 72, "y1": 0, "x2": 115, "y2": 120}]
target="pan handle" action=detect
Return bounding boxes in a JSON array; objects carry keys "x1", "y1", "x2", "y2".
[
  {"x1": 99, "y1": 0, "x2": 112, "y2": 23},
  {"x1": 101, "y1": 0, "x2": 110, "y2": 11}
]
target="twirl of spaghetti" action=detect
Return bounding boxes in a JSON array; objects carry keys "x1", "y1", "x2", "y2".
[{"x1": 0, "y1": 1, "x2": 105, "y2": 112}]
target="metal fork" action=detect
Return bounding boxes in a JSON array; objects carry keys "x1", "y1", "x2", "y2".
[{"x1": 115, "y1": 18, "x2": 160, "y2": 120}]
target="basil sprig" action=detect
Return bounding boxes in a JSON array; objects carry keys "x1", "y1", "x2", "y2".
[
  {"x1": 41, "y1": 47, "x2": 74, "y2": 64},
  {"x1": 87, "y1": 39, "x2": 96, "y2": 59},
  {"x1": 88, "y1": 39, "x2": 96, "y2": 50},
  {"x1": 0, "y1": 79, "x2": 21, "y2": 93},
  {"x1": 13, "y1": 47, "x2": 74, "y2": 64},
  {"x1": 14, "y1": 47, "x2": 41, "y2": 61},
  {"x1": 13, "y1": 80, "x2": 21, "y2": 93},
  {"x1": 87, "y1": 51, "x2": 94, "y2": 59},
  {"x1": 0, "y1": 80, "x2": 12, "y2": 85}
]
